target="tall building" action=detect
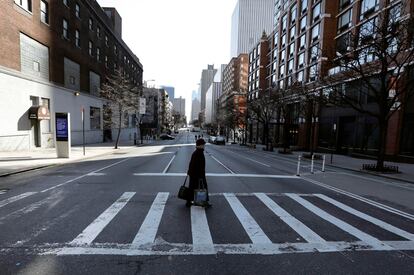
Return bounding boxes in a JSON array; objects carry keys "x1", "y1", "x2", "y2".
[
  {"x1": 205, "y1": 65, "x2": 226, "y2": 125},
  {"x1": 161, "y1": 86, "x2": 175, "y2": 102},
  {"x1": 191, "y1": 98, "x2": 201, "y2": 122},
  {"x1": 200, "y1": 65, "x2": 217, "y2": 113},
  {"x1": 172, "y1": 97, "x2": 186, "y2": 117},
  {"x1": 230, "y1": 0, "x2": 274, "y2": 57},
  {"x1": 0, "y1": 0, "x2": 143, "y2": 151}
]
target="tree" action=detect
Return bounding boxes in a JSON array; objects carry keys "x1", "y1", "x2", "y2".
[
  {"x1": 322, "y1": 6, "x2": 414, "y2": 170},
  {"x1": 248, "y1": 91, "x2": 281, "y2": 150},
  {"x1": 220, "y1": 95, "x2": 245, "y2": 143},
  {"x1": 101, "y1": 70, "x2": 139, "y2": 149}
]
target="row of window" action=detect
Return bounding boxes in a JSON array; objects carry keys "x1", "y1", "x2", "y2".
[{"x1": 14, "y1": 0, "x2": 49, "y2": 24}]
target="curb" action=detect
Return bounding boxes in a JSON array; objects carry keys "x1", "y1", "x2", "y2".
[{"x1": 0, "y1": 145, "x2": 142, "y2": 178}]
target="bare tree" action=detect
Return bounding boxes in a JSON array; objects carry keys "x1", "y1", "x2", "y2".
[
  {"x1": 322, "y1": 5, "x2": 414, "y2": 170},
  {"x1": 248, "y1": 91, "x2": 281, "y2": 150},
  {"x1": 101, "y1": 70, "x2": 139, "y2": 149}
]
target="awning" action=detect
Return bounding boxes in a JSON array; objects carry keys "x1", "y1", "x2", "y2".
[{"x1": 28, "y1": 106, "x2": 50, "y2": 120}]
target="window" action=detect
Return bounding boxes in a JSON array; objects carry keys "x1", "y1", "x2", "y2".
[
  {"x1": 96, "y1": 48, "x2": 100, "y2": 61},
  {"x1": 105, "y1": 56, "x2": 108, "y2": 68},
  {"x1": 97, "y1": 26, "x2": 101, "y2": 38},
  {"x1": 298, "y1": 52, "x2": 305, "y2": 68},
  {"x1": 281, "y1": 34, "x2": 286, "y2": 47},
  {"x1": 105, "y1": 35, "x2": 108, "y2": 46},
  {"x1": 359, "y1": 17, "x2": 377, "y2": 45},
  {"x1": 299, "y1": 34, "x2": 306, "y2": 50},
  {"x1": 40, "y1": 0, "x2": 48, "y2": 24},
  {"x1": 75, "y1": 3, "x2": 80, "y2": 18},
  {"x1": 14, "y1": 0, "x2": 32, "y2": 12},
  {"x1": 338, "y1": 9, "x2": 352, "y2": 32},
  {"x1": 90, "y1": 107, "x2": 101, "y2": 130},
  {"x1": 33, "y1": 61, "x2": 40, "y2": 72},
  {"x1": 300, "y1": 16, "x2": 307, "y2": 32},
  {"x1": 280, "y1": 49, "x2": 286, "y2": 63},
  {"x1": 301, "y1": 0, "x2": 307, "y2": 14},
  {"x1": 62, "y1": 19, "x2": 68, "y2": 39},
  {"x1": 290, "y1": 26, "x2": 295, "y2": 41},
  {"x1": 63, "y1": 0, "x2": 68, "y2": 6},
  {"x1": 291, "y1": 5, "x2": 297, "y2": 24},
  {"x1": 288, "y1": 59, "x2": 294, "y2": 74},
  {"x1": 282, "y1": 14, "x2": 287, "y2": 32},
  {"x1": 311, "y1": 23, "x2": 320, "y2": 41},
  {"x1": 289, "y1": 42, "x2": 295, "y2": 57},
  {"x1": 309, "y1": 64, "x2": 318, "y2": 81},
  {"x1": 360, "y1": 0, "x2": 378, "y2": 18},
  {"x1": 336, "y1": 32, "x2": 351, "y2": 54},
  {"x1": 75, "y1": 29, "x2": 80, "y2": 47},
  {"x1": 312, "y1": 3, "x2": 321, "y2": 22},
  {"x1": 339, "y1": 0, "x2": 353, "y2": 11},
  {"x1": 310, "y1": 44, "x2": 319, "y2": 61},
  {"x1": 89, "y1": 41, "x2": 93, "y2": 56},
  {"x1": 89, "y1": 18, "x2": 93, "y2": 30},
  {"x1": 297, "y1": 70, "x2": 304, "y2": 82},
  {"x1": 279, "y1": 64, "x2": 285, "y2": 78}
]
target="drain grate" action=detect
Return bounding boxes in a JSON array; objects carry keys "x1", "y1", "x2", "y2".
[{"x1": 112, "y1": 152, "x2": 127, "y2": 155}]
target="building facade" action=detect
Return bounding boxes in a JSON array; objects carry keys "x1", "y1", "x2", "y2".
[
  {"x1": 230, "y1": 0, "x2": 274, "y2": 57},
  {"x1": 200, "y1": 64, "x2": 217, "y2": 117},
  {"x1": 0, "y1": 0, "x2": 143, "y2": 151},
  {"x1": 161, "y1": 86, "x2": 175, "y2": 102}
]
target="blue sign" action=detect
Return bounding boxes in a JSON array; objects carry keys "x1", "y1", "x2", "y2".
[{"x1": 56, "y1": 113, "x2": 68, "y2": 141}]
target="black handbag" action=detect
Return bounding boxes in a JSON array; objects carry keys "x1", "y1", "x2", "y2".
[{"x1": 178, "y1": 176, "x2": 190, "y2": 200}]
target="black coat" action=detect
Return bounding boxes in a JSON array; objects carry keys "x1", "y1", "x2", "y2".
[{"x1": 187, "y1": 148, "x2": 209, "y2": 201}]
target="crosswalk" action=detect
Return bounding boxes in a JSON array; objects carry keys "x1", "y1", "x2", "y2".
[
  {"x1": 1, "y1": 191, "x2": 413, "y2": 256},
  {"x1": 50, "y1": 192, "x2": 414, "y2": 256}
]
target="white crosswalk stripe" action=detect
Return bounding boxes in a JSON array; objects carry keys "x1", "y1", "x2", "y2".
[
  {"x1": 224, "y1": 193, "x2": 272, "y2": 244},
  {"x1": 286, "y1": 193, "x2": 392, "y2": 251},
  {"x1": 131, "y1": 192, "x2": 169, "y2": 247},
  {"x1": 70, "y1": 192, "x2": 135, "y2": 246},
  {"x1": 48, "y1": 192, "x2": 414, "y2": 256}
]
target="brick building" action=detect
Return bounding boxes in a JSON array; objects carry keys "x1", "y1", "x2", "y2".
[{"x1": 0, "y1": 0, "x2": 143, "y2": 151}]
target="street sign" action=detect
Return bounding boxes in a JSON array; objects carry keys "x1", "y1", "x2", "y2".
[{"x1": 139, "y1": 97, "x2": 146, "y2": 114}]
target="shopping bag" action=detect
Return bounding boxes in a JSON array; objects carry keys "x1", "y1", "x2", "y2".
[
  {"x1": 193, "y1": 179, "x2": 207, "y2": 206},
  {"x1": 177, "y1": 176, "x2": 190, "y2": 200}
]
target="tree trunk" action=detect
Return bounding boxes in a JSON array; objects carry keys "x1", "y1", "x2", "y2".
[
  {"x1": 376, "y1": 119, "x2": 388, "y2": 171},
  {"x1": 115, "y1": 108, "x2": 122, "y2": 149}
]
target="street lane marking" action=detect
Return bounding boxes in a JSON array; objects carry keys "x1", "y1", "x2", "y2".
[
  {"x1": 49, "y1": 240, "x2": 414, "y2": 256},
  {"x1": 70, "y1": 192, "x2": 135, "y2": 246},
  {"x1": 0, "y1": 192, "x2": 37, "y2": 209},
  {"x1": 224, "y1": 193, "x2": 272, "y2": 244},
  {"x1": 191, "y1": 206, "x2": 215, "y2": 254},
  {"x1": 131, "y1": 192, "x2": 169, "y2": 247},
  {"x1": 225, "y1": 149, "x2": 271, "y2": 167},
  {"x1": 162, "y1": 155, "x2": 176, "y2": 173},
  {"x1": 315, "y1": 194, "x2": 414, "y2": 241},
  {"x1": 255, "y1": 193, "x2": 326, "y2": 244},
  {"x1": 210, "y1": 155, "x2": 235, "y2": 174},
  {"x1": 286, "y1": 193, "x2": 392, "y2": 251},
  {"x1": 41, "y1": 158, "x2": 130, "y2": 193},
  {"x1": 87, "y1": 172, "x2": 106, "y2": 176},
  {"x1": 133, "y1": 173, "x2": 299, "y2": 179},
  {"x1": 302, "y1": 177, "x2": 414, "y2": 221}
]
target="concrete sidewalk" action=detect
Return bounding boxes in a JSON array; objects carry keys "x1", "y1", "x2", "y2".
[
  {"x1": 0, "y1": 141, "x2": 150, "y2": 177},
  {"x1": 236, "y1": 143, "x2": 414, "y2": 184}
]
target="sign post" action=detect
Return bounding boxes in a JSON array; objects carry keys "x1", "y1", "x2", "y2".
[{"x1": 55, "y1": 112, "x2": 71, "y2": 158}]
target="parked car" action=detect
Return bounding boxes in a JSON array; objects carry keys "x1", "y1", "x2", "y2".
[
  {"x1": 208, "y1": 136, "x2": 217, "y2": 143},
  {"x1": 214, "y1": 136, "x2": 225, "y2": 145},
  {"x1": 160, "y1": 134, "x2": 175, "y2": 140}
]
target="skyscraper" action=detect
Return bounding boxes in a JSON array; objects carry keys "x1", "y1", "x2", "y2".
[
  {"x1": 200, "y1": 65, "x2": 217, "y2": 112},
  {"x1": 160, "y1": 86, "x2": 175, "y2": 102},
  {"x1": 230, "y1": 0, "x2": 274, "y2": 57}
]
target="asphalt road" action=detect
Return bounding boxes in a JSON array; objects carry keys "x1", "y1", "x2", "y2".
[{"x1": 0, "y1": 131, "x2": 413, "y2": 274}]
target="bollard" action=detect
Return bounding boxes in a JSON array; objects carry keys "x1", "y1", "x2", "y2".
[
  {"x1": 311, "y1": 154, "x2": 315, "y2": 174},
  {"x1": 296, "y1": 155, "x2": 301, "y2": 176},
  {"x1": 322, "y1": 155, "x2": 326, "y2": 172}
]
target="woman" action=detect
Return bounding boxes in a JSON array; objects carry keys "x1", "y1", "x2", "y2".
[{"x1": 186, "y1": 138, "x2": 211, "y2": 208}]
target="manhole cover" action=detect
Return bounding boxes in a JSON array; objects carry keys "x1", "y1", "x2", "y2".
[{"x1": 0, "y1": 189, "x2": 9, "y2": 194}]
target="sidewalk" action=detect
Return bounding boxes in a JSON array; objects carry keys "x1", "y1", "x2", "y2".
[
  {"x1": 0, "y1": 141, "x2": 146, "y2": 177},
  {"x1": 236, "y1": 143, "x2": 414, "y2": 184}
]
